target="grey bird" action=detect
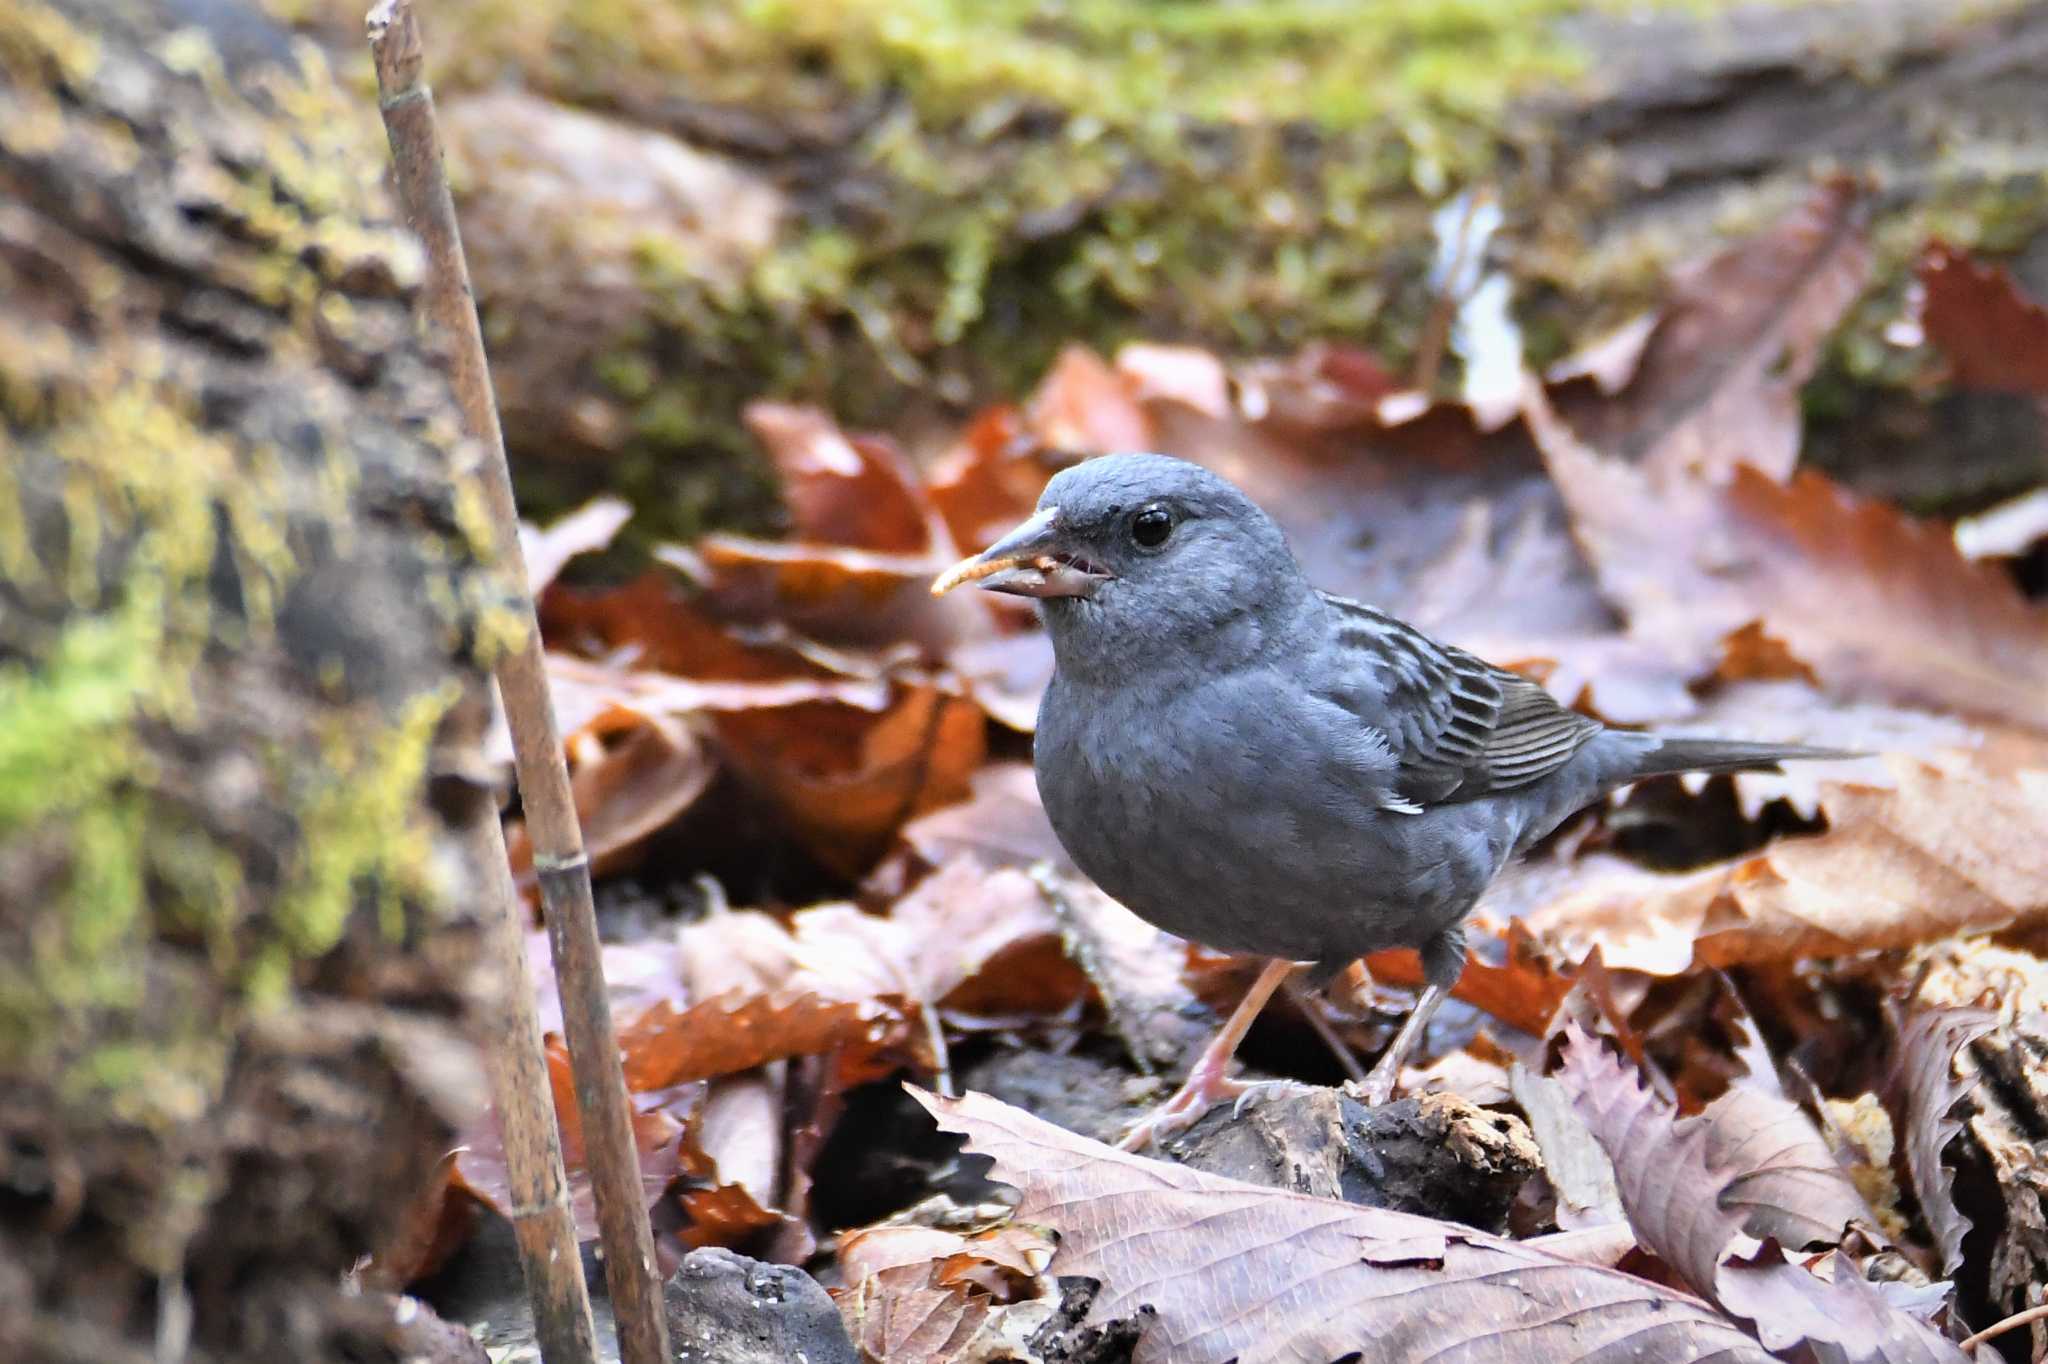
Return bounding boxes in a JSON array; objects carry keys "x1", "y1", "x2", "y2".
[{"x1": 933, "y1": 453, "x2": 1851, "y2": 1149}]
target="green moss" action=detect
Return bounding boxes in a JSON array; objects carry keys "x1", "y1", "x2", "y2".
[
  {"x1": 270, "y1": 685, "x2": 456, "y2": 981},
  {"x1": 0, "y1": 368, "x2": 465, "y2": 1110}
]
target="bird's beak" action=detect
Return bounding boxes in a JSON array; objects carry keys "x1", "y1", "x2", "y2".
[{"x1": 930, "y1": 506, "x2": 1111, "y2": 600}]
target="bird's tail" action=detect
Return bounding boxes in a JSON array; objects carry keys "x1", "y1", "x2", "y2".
[{"x1": 1629, "y1": 737, "x2": 1863, "y2": 782}]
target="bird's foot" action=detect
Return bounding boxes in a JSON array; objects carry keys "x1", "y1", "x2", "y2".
[
  {"x1": 1353, "y1": 1064, "x2": 1401, "y2": 1107},
  {"x1": 1229, "y1": 1079, "x2": 1317, "y2": 1121},
  {"x1": 1116, "y1": 1070, "x2": 1252, "y2": 1152}
]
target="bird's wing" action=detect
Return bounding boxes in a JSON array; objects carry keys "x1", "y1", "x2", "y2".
[{"x1": 1316, "y1": 594, "x2": 1602, "y2": 806}]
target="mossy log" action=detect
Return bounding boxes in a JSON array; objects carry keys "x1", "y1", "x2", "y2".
[
  {"x1": 0, "y1": 0, "x2": 507, "y2": 1357},
  {"x1": 278, "y1": 0, "x2": 2048, "y2": 534}
]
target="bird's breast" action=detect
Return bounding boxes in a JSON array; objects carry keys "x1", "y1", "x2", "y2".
[{"x1": 1031, "y1": 673, "x2": 1491, "y2": 962}]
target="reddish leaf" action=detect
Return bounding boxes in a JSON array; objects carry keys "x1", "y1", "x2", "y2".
[
  {"x1": 505, "y1": 709, "x2": 713, "y2": 885},
  {"x1": 1531, "y1": 391, "x2": 2048, "y2": 730},
  {"x1": 1916, "y1": 241, "x2": 2048, "y2": 395},
  {"x1": 1026, "y1": 345, "x2": 1153, "y2": 454},
  {"x1": 743, "y1": 402, "x2": 936, "y2": 555},
  {"x1": 925, "y1": 403, "x2": 1071, "y2": 554},
  {"x1": 1552, "y1": 176, "x2": 1872, "y2": 484}
]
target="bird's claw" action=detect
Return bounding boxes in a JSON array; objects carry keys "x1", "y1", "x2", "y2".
[
  {"x1": 1116, "y1": 1073, "x2": 1251, "y2": 1152},
  {"x1": 1230, "y1": 1079, "x2": 1316, "y2": 1120}
]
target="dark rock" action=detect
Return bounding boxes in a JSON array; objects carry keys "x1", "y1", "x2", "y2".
[
  {"x1": 1026, "y1": 1278, "x2": 1145, "y2": 1364},
  {"x1": 663, "y1": 1248, "x2": 856, "y2": 1364},
  {"x1": 958, "y1": 1044, "x2": 1155, "y2": 1148}
]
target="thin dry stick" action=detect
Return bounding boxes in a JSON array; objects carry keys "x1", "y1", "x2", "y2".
[
  {"x1": 1958, "y1": 1300, "x2": 2048, "y2": 1353},
  {"x1": 463, "y1": 814, "x2": 600, "y2": 1363},
  {"x1": 365, "y1": 5, "x2": 670, "y2": 1363}
]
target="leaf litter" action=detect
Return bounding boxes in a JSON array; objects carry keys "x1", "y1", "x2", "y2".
[{"x1": 414, "y1": 185, "x2": 2048, "y2": 1363}]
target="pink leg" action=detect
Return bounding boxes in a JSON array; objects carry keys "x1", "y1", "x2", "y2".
[{"x1": 1117, "y1": 958, "x2": 1297, "y2": 1152}]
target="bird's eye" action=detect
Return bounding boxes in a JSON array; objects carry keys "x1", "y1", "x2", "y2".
[{"x1": 1130, "y1": 506, "x2": 1173, "y2": 548}]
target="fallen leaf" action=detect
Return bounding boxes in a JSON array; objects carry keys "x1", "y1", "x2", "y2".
[
  {"x1": 454, "y1": 1038, "x2": 690, "y2": 1242},
  {"x1": 1510, "y1": 1063, "x2": 1627, "y2": 1229},
  {"x1": 744, "y1": 402, "x2": 938, "y2": 555},
  {"x1": 1702, "y1": 1009, "x2": 1875, "y2": 1252},
  {"x1": 1916, "y1": 241, "x2": 2048, "y2": 395},
  {"x1": 519, "y1": 494, "x2": 633, "y2": 593},
  {"x1": 1552, "y1": 176, "x2": 1872, "y2": 484},
  {"x1": 506, "y1": 709, "x2": 713, "y2": 884},
  {"x1": 1524, "y1": 746, "x2": 2048, "y2": 976},
  {"x1": 1887, "y1": 1005, "x2": 1996, "y2": 1276},
  {"x1": 717, "y1": 681, "x2": 987, "y2": 875},
  {"x1": 921, "y1": 1088, "x2": 1779, "y2": 1364},
  {"x1": 1027, "y1": 345, "x2": 1152, "y2": 454},
  {"x1": 925, "y1": 403, "x2": 1071, "y2": 555},
  {"x1": 834, "y1": 1225, "x2": 1058, "y2": 1362},
  {"x1": 887, "y1": 762, "x2": 1070, "y2": 877},
  {"x1": 1554, "y1": 1026, "x2": 1968, "y2": 1362},
  {"x1": 1364, "y1": 915, "x2": 1575, "y2": 1037},
  {"x1": 1531, "y1": 390, "x2": 2048, "y2": 730}
]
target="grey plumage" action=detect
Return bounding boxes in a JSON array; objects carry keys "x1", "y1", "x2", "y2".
[{"x1": 935, "y1": 452, "x2": 1850, "y2": 1136}]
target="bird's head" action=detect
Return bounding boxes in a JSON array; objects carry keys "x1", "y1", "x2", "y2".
[{"x1": 932, "y1": 453, "x2": 1310, "y2": 674}]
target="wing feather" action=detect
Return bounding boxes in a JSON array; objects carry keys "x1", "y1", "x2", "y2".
[{"x1": 1318, "y1": 594, "x2": 1601, "y2": 807}]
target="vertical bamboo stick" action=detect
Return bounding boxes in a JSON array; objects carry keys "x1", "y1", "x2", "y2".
[{"x1": 366, "y1": 5, "x2": 671, "y2": 1362}]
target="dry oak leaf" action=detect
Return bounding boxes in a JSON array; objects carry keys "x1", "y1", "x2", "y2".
[
  {"x1": 1525, "y1": 748, "x2": 2048, "y2": 976},
  {"x1": 1554, "y1": 1026, "x2": 1968, "y2": 1364},
  {"x1": 505, "y1": 706, "x2": 713, "y2": 886},
  {"x1": 1916, "y1": 241, "x2": 2048, "y2": 396},
  {"x1": 1549, "y1": 175, "x2": 1872, "y2": 486},
  {"x1": 836, "y1": 1223, "x2": 1058, "y2": 1364},
  {"x1": 920, "y1": 1088, "x2": 1778, "y2": 1364},
  {"x1": 617, "y1": 906, "x2": 909, "y2": 1093},
  {"x1": 1530, "y1": 390, "x2": 2048, "y2": 731}
]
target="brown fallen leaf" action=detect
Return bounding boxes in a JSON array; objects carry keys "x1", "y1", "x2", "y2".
[
  {"x1": 1531, "y1": 387, "x2": 2048, "y2": 731},
  {"x1": 1364, "y1": 914, "x2": 1575, "y2": 1038},
  {"x1": 505, "y1": 707, "x2": 713, "y2": 885},
  {"x1": 833, "y1": 1223, "x2": 1056, "y2": 1363},
  {"x1": 1523, "y1": 745, "x2": 2048, "y2": 976},
  {"x1": 717, "y1": 680, "x2": 988, "y2": 876},
  {"x1": 1658, "y1": 679, "x2": 1983, "y2": 820},
  {"x1": 621, "y1": 866, "x2": 1078, "y2": 1093},
  {"x1": 455, "y1": 1038, "x2": 691, "y2": 1242},
  {"x1": 745, "y1": 401, "x2": 940, "y2": 555},
  {"x1": 838, "y1": 1223, "x2": 1054, "y2": 1304},
  {"x1": 1554, "y1": 1025, "x2": 1968, "y2": 1363},
  {"x1": 920, "y1": 1088, "x2": 1779, "y2": 1364},
  {"x1": 925, "y1": 403, "x2": 1074, "y2": 556},
  {"x1": 1703, "y1": 1007, "x2": 1876, "y2": 1253},
  {"x1": 1551, "y1": 176, "x2": 1872, "y2": 485},
  {"x1": 673, "y1": 1070, "x2": 811, "y2": 1257},
  {"x1": 1887, "y1": 1005, "x2": 1996, "y2": 1276},
  {"x1": 1916, "y1": 241, "x2": 2048, "y2": 396},
  {"x1": 1027, "y1": 344, "x2": 1154, "y2": 454},
  {"x1": 887, "y1": 762, "x2": 1071, "y2": 878}
]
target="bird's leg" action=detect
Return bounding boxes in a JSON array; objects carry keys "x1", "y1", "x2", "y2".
[
  {"x1": 1356, "y1": 984, "x2": 1447, "y2": 1105},
  {"x1": 1116, "y1": 957, "x2": 1297, "y2": 1152},
  {"x1": 1357, "y1": 927, "x2": 1465, "y2": 1106}
]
